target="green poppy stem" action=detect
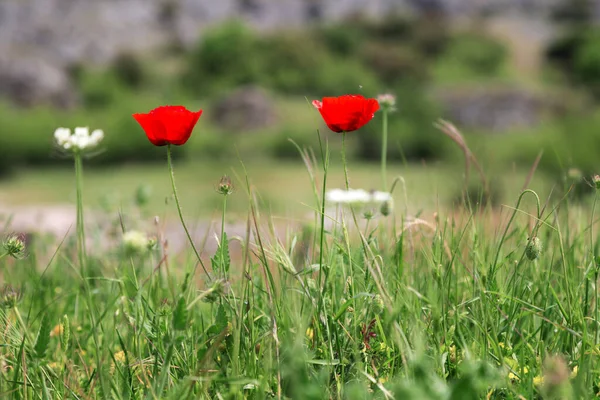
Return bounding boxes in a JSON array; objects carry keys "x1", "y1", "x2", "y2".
[
  {"x1": 381, "y1": 109, "x2": 389, "y2": 192},
  {"x1": 342, "y1": 133, "x2": 350, "y2": 190},
  {"x1": 167, "y1": 145, "x2": 209, "y2": 278}
]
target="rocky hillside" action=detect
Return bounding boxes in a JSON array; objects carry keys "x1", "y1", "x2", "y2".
[{"x1": 0, "y1": 0, "x2": 568, "y2": 107}]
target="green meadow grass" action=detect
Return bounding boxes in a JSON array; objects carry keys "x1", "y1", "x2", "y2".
[{"x1": 0, "y1": 138, "x2": 598, "y2": 400}]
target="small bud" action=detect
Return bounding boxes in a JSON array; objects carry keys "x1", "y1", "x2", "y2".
[
  {"x1": 0, "y1": 285, "x2": 22, "y2": 309},
  {"x1": 380, "y1": 200, "x2": 393, "y2": 216},
  {"x1": 525, "y1": 236, "x2": 542, "y2": 261},
  {"x1": 377, "y1": 93, "x2": 396, "y2": 112},
  {"x1": 3, "y1": 235, "x2": 25, "y2": 259},
  {"x1": 60, "y1": 315, "x2": 70, "y2": 350},
  {"x1": 217, "y1": 175, "x2": 233, "y2": 196},
  {"x1": 593, "y1": 175, "x2": 600, "y2": 190},
  {"x1": 146, "y1": 237, "x2": 158, "y2": 251}
]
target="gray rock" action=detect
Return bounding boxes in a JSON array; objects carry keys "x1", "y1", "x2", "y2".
[
  {"x1": 212, "y1": 86, "x2": 277, "y2": 132},
  {"x1": 436, "y1": 85, "x2": 550, "y2": 132},
  {"x1": 0, "y1": 56, "x2": 77, "y2": 108}
]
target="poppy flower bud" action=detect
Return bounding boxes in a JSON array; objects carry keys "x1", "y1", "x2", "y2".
[
  {"x1": 525, "y1": 236, "x2": 542, "y2": 261},
  {"x1": 217, "y1": 175, "x2": 233, "y2": 196},
  {"x1": 377, "y1": 93, "x2": 396, "y2": 112},
  {"x1": 380, "y1": 199, "x2": 393, "y2": 216},
  {"x1": 3, "y1": 235, "x2": 25, "y2": 259},
  {"x1": 0, "y1": 285, "x2": 21, "y2": 309},
  {"x1": 147, "y1": 237, "x2": 158, "y2": 251},
  {"x1": 593, "y1": 175, "x2": 600, "y2": 190}
]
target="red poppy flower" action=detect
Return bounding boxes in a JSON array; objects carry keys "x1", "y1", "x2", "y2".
[
  {"x1": 312, "y1": 95, "x2": 379, "y2": 133},
  {"x1": 133, "y1": 105, "x2": 202, "y2": 146}
]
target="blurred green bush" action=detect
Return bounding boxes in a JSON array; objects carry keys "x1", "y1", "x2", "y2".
[
  {"x1": 433, "y1": 32, "x2": 508, "y2": 81},
  {"x1": 182, "y1": 21, "x2": 263, "y2": 95},
  {"x1": 546, "y1": 27, "x2": 600, "y2": 98}
]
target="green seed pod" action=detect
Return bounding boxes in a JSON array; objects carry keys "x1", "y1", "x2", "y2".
[{"x1": 525, "y1": 236, "x2": 542, "y2": 261}]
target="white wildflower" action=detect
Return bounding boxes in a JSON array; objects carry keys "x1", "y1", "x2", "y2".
[
  {"x1": 54, "y1": 128, "x2": 71, "y2": 146},
  {"x1": 326, "y1": 189, "x2": 393, "y2": 208},
  {"x1": 326, "y1": 189, "x2": 372, "y2": 205},
  {"x1": 372, "y1": 191, "x2": 392, "y2": 203},
  {"x1": 74, "y1": 127, "x2": 89, "y2": 138},
  {"x1": 54, "y1": 126, "x2": 104, "y2": 152},
  {"x1": 89, "y1": 129, "x2": 104, "y2": 146}
]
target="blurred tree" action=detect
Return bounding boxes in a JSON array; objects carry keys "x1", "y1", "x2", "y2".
[{"x1": 182, "y1": 21, "x2": 263, "y2": 94}]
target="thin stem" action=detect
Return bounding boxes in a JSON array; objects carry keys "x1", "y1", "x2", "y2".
[
  {"x1": 591, "y1": 190, "x2": 599, "y2": 369},
  {"x1": 74, "y1": 152, "x2": 107, "y2": 397},
  {"x1": 381, "y1": 109, "x2": 388, "y2": 192},
  {"x1": 154, "y1": 339, "x2": 175, "y2": 396},
  {"x1": 342, "y1": 133, "x2": 349, "y2": 190},
  {"x1": 315, "y1": 130, "x2": 329, "y2": 329},
  {"x1": 12, "y1": 307, "x2": 34, "y2": 344},
  {"x1": 220, "y1": 194, "x2": 228, "y2": 280},
  {"x1": 167, "y1": 145, "x2": 209, "y2": 278},
  {"x1": 74, "y1": 153, "x2": 86, "y2": 274}
]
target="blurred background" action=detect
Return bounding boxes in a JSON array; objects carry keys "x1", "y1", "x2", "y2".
[{"x1": 0, "y1": 0, "x2": 599, "y2": 222}]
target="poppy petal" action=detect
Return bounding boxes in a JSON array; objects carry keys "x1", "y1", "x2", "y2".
[{"x1": 133, "y1": 113, "x2": 168, "y2": 146}]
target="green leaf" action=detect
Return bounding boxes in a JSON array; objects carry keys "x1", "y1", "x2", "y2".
[
  {"x1": 34, "y1": 313, "x2": 52, "y2": 359},
  {"x1": 211, "y1": 232, "x2": 231, "y2": 273},
  {"x1": 215, "y1": 304, "x2": 228, "y2": 332},
  {"x1": 172, "y1": 296, "x2": 188, "y2": 331}
]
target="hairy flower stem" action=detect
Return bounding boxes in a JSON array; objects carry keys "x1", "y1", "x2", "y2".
[
  {"x1": 381, "y1": 109, "x2": 389, "y2": 192},
  {"x1": 220, "y1": 194, "x2": 228, "y2": 280},
  {"x1": 342, "y1": 133, "x2": 350, "y2": 190},
  {"x1": 167, "y1": 145, "x2": 209, "y2": 278}
]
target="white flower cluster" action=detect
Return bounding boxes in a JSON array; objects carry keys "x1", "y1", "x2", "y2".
[
  {"x1": 326, "y1": 189, "x2": 392, "y2": 205},
  {"x1": 54, "y1": 127, "x2": 104, "y2": 151}
]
